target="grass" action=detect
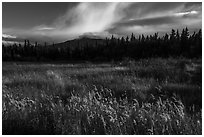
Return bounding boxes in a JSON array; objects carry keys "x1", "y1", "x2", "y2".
[{"x1": 2, "y1": 58, "x2": 202, "y2": 135}]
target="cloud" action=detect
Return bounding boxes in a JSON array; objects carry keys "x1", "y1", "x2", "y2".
[
  {"x1": 2, "y1": 33, "x2": 25, "y2": 45},
  {"x1": 108, "y1": 3, "x2": 201, "y2": 37},
  {"x1": 4, "y1": 3, "x2": 130, "y2": 42},
  {"x1": 121, "y1": 2, "x2": 185, "y2": 20},
  {"x1": 50, "y1": 3, "x2": 131, "y2": 38},
  {"x1": 3, "y1": 28, "x2": 54, "y2": 44},
  {"x1": 174, "y1": 10, "x2": 198, "y2": 16},
  {"x1": 34, "y1": 2, "x2": 202, "y2": 41},
  {"x1": 184, "y1": 2, "x2": 202, "y2": 11},
  {"x1": 2, "y1": 40, "x2": 17, "y2": 45},
  {"x1": 34, "y1": 25, "x2": 56, "y2": 31},
  {"x1": 2, "y1": 33, "x2": 17, "y2": 39},
  {"x1": 78, "y1": 31, "x2": 113, "y2": 39},
  {"x1": 3, "y1": 2, "x2": 202, "y2": 43},
  {"x1": 115, "y1": 16, "x2": 176, "y2": 27},
  {"x1": 114, "y1": 9, "x2": 200, "y2": 27}
]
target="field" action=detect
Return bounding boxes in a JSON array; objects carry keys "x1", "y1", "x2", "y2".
[{"x1": 2, "y1": 58, "x2": 202, "y2": 135}]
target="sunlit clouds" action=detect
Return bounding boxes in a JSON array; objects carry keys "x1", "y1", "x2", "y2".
[
  {"x1": 2, "y1": 2, "x2": 202, "y2": 43},
  {"x1": 2, "y1": 34, "x2": 16, "y2": 39},
  {"x1": 48, "y1": 2, "x2": 131, "y2": 41}
]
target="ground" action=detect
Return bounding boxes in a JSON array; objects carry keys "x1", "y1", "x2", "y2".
[{"x1": 2, "y1": 58, "x2": 202, "y2": 135}]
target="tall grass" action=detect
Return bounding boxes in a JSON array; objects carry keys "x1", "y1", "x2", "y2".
[
  {"x1": 2, "y1": 85, "x2": 202, "y2": 135},
  {"x1": 2, "y1": 58, "x2": 202, "y2": 134}
]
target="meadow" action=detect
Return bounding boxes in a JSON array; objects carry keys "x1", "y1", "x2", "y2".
[{"x1": 2, "y1": 58, "x2": 202, "y2": 135}]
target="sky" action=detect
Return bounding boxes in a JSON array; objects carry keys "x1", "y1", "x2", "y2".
[{"x1": 2, "y1": 2, "x2": 202, "y2": 44}]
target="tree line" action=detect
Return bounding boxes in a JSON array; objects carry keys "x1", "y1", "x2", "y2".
[{"x1": 2, "y1": 27, "x2": 202, "y2": 62}]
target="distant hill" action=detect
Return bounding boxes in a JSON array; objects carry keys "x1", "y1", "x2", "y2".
[{"x1": 51, "y1": 36, "x2": 107, "y2": 49}]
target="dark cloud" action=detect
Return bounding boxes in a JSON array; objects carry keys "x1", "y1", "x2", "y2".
[
  {"x1": 183, "y1": 2, "x2": 202, "y2": 11},
  {"x1": 122, "y1": 2, "x2": 184, "y2": 19},
  {"x1": 106, "y1": 2, "x2": 201, "y2": 37}
]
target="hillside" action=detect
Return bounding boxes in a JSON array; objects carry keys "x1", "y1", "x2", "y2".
[{"x1": 52, "y1": 37, "x2": 106, "y2": 49}]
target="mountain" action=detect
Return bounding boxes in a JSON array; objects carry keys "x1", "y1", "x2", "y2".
[{"x1": 51, "y1": 36, "x2": 107, "y2": 50}]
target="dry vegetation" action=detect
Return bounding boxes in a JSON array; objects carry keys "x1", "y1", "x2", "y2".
[{"x1": 2, "y1": 58, "x2": 202, "y2": 135}]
